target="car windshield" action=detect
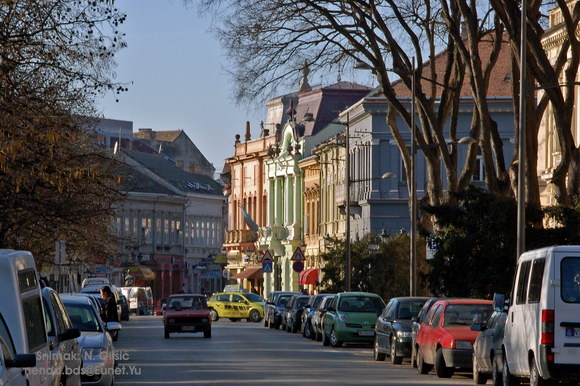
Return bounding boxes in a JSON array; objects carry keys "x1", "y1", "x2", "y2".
[
  {"x1": 167, "y1": 297, "x2": 207, "y2": 309},
  {"x1": 277, "y1": 295, "x2": 292, "y2": 307},
  {"x1": 63, "y1": 303, "x2": 102, "y2": 332},
  {"x1": 397, "y1": 299, "x2": 427, "y2": 319},
  {"x1": 244, "y1": 294, "x2": 264, "y2": 303},
  {"x1": 338, "y1": 296, "x2": 384, "y2": 313},
  {"x1": 444, "y1": 304, "x2": 493, "y2": 326}
]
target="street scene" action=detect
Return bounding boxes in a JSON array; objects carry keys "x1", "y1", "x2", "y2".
[{"x1": 0, "y1": 0, "x2": 580, "y2": 386}]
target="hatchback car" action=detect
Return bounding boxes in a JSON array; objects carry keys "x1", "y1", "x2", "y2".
[
  {"x1": 471, "y1": 307, "x2": 508, "y2": 384},
  {"x1": 374, "y1": 297, "x2": 429, "y2": 364},
  {"x1": 301, "y1": 294, "x2": 330, "y2": 339},
  {"x1": 322, "y1": 292, "x2": 386, "y2": 347},
  {"x1": 411, "y1": 297, "x2": 440, "y2": 368},
  {"x1": 283, "y1": 295, "x2": 309, "y2": 333},
  {"x1": 416, "y1": 298, "x2": 493, "y2": 378},
  {"x1": 163, "y1": 295, "x2": 211, "y2": 338},
  {"x1": 61, "y1": 295, "x2": 120, "y2": 386},
  {"x1": 207, "y1": 292, "x2": 265, "y2": 322},
  {"x1": 264, "y1": 291, "x2": 300, "y2": 329},
  {"x1": 312, "y1": 295, "x2": 335, "y2": 341}
]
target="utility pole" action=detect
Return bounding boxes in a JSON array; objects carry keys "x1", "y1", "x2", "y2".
[{"x1": 345, "y1": 112, "x2": 351, "y2": 292}]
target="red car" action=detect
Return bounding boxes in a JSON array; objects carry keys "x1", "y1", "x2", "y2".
[
  {"x1": 163, "y1": 294, "x2": 212, "y2": 339},
  {"x1": 416, "y1": 299, "x2": 492, "y2": 378}
]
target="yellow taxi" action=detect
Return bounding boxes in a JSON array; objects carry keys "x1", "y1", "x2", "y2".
[{"x1": 207, "y1": 292, "x2": 265, "y2": 322}]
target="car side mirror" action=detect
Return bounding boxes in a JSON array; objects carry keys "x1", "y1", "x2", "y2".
[
  {"x1": 471, "y1": 323, "x2": 486, "y2": 332},
  {"x1": 106, "y1": 322, "x2": 122, "y2": 331},
  {"x1": 5, "y1": 354, "x2": 36, "y2": 368},
  {"x1": 58, "y1": 328, "x2": 81, "y2": 342},
  {"x1": 411, "y1": 316, "x2": 418, "y2": 323}
]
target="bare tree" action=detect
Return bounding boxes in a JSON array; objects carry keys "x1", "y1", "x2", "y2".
[
  {"x1": 0, "y1": 0, "x2": 127, "y2": 265},
  {"x1": 199, "y1": 0, "x2": 516, "y2": 216},
  {"x1": 489, "y1": 0, "x2": 580, "y2": 205}
]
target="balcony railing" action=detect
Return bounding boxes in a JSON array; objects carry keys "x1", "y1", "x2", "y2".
[{"x1": 225, "y1": 229, "x2": 258, "y2": 244}]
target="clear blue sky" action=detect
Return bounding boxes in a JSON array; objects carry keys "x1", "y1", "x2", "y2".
[
  {"x1": 98, "y1": 0, "x2": 375, "y2": 173},
  {"x1": 97, "y1": 0, "x2": 264, "y2": 172}
]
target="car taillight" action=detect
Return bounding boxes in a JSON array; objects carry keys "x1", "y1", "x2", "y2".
[{"x1": 541, "y1": 309, "x2": 554, "y2": 345}]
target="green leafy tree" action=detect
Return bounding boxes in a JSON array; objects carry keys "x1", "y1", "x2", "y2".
[{"x1": 423, "y1": 186, "x2": 580, "y2": 298}]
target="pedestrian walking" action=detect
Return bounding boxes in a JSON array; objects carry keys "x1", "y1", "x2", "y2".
[{"x1": 100, "y1": 285, "x2": 119, "y2": 323}]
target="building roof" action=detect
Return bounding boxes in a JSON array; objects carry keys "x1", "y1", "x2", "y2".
[
  {"x1": 117, "y1": 163, "x2": 177, "y2": 196},
  {"x1": 134, "y1": 129, "x2": 183, "y2": 142},
  {"x1": 391, "y1": 32, "x2": 512, "y2": 99},
  {"x1": 123, "y1": 149, "x2": 223, "y2": 196},
  {"x1": 292, "y1": 81, "x2": 372, "y2": 137}
]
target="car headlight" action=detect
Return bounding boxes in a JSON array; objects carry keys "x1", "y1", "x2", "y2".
[
  {"x1": 455, "y1": 340, "x2": 472, "y2": 349},
  {"x1": 338, "y1": 313, "x2": 348, "y2": 322},
  {"x1": 82, "y1": 348, "x2": 108, "y2": 362},
  {"x1": 396, "y1": 331, "x2": 412, "y2": 338}
]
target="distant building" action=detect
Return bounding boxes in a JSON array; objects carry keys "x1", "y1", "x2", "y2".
[{"x1": 134, "y1": 129, "x2": 216, "y2": 178}]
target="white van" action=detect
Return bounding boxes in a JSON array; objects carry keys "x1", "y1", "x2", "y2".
[
  {"x1": 0, "y1": 250, "x2": 51, "y2": 386},
  {"x1": 501, "y1": 245, "x2": 580, "y2": 386}
]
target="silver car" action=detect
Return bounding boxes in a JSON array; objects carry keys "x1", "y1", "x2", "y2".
[{"x1": 60, "y1": 295, "x2": 121, "y2": 386}]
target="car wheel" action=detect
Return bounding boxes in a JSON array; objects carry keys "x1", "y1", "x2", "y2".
[
  {"x1": 390, "y1": 338, "x2": 403, "y2": 365},
  {"x1": 329, "y1": 328, "x2": 343, "y2": 348},
  {"x1": 209, "y1": 309, "x2": 219, "y2": 322},
  {"x1": 164, "y1": 327, "x2": 169, "y2": 339},
  {"x1": 322, "y1": 330, "x2": 330, "y2": 346},
  {"x1": 529, "y1": 358, "x2": 547, "y2": 386},
  {"x1": 373, "y1": 337, "x2": 386, "y2": 361},
  {"x1": 411, "y1": 344, "x2": 418, "y2": 368},
  {"x1": 492, "y1": 352, "x2": 504, "y2": 386},
  {"x1": 249, "y1": 310, "x2": 261, "y2": 323},
  {"x1": 473, "y1": 352, "x2": 489, "y2": 384},
  {"x1": 204, "y1": 330, "x2": 211, "y2": 339},
  {"x1": 502, "y1": 353, "x2": 520, "y2": 386},
  {"x1": 417, "y1": 349, "x2": 433, "y2": 374},
  {"x1": 435, "y1": 347, "x2": 454, "y2": 378},
  {"x1": 303, "y1": 322, "x2": 312, "y2": 339}
]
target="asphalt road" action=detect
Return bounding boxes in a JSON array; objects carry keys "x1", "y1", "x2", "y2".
[{"x1": 113, "y1": 316, "x2": 476, "y2": 385}]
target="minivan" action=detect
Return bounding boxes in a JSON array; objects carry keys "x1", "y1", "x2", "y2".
[{"x1": 501, "y1": 245, "x2": 580, "y2": 386}]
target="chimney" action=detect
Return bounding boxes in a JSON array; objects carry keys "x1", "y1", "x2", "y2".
[
  {"x1": 138, "y1": 128, "x2": 155, "y2": 140},
  {"x1": 245, "y1": 121, "x2": 251, "y2": 141}
]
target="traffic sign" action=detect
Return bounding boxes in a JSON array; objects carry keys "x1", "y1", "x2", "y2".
[
  {"x1": 292, "y1": 261, "x2": 304, "y2": 272},
  {"x1": 262, "y1": 262, "x2": 273, "y2": 273},
  {"x1": 290, "y1": 247, "x2": 305, "y2": 261},
  {"x1": 260, "y1": 250, "x2": 274, "y2": 263}
]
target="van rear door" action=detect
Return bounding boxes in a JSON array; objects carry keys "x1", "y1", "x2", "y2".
[{"x1": 553, "y1": 250, "x2": 580, "y2": 365}]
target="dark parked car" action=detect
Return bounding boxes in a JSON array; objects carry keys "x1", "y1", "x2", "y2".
[
  {"x1": 411, "y1": 298, "x2": 440, "y2": 368},
  {"x1": 119, "y1": 295, "x2": 130, "y2": 321},
  {"x1": 283, "y1": 295, "x2": 310, "y2": 333},
  {"x1": 374, "y1": 297, "x2": 429, "y2": 364},
  {"x1": 301, "y1": 294, "x2": 330, "y2": 339},
  {"x1": 163, "y1": 294, "x2": 211, "y2": 339},
  {"x1": 312, "y1": 295, "x2": 335, "y2": 341},
  {"x1": 264, "y1": 291, "x2": 300, "y2": 329},
  {"x1": 471, "y1": 309, "x2": 508, "y2": 384}
]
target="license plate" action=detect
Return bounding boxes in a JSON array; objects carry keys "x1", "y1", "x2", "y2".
[
  {"x1": 565, "y1": 328, "x2": 580, "y2": 337},
  {"x1": 181, "y1": 326, "x2": 196, "y2": 331},
  {"x1": 358, "y1": 330, "x2": 374, "y2": 336}
]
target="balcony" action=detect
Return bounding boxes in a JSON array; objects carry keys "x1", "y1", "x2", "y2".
[{"x1": 225, "y1": 229, "x2": 258, "y2": 245}]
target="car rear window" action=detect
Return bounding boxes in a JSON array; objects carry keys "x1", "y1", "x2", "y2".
[
  {"x1": 443, "y1": 304, "x2": 493, "y2": 327},
  {"x1": 22, "y1": 295, "x2": 47, "y2": 351},
  {"x1": 561, "y1": 257, "x2": 580, "y2": 303},
  {"x1": 338, "y1": 296, "x2": 385, "y2": 314},
  {"x1": 168, "y1": 297, "x2": 208, "y2": 309}
]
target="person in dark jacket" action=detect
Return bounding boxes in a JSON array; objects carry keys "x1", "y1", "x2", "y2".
[{"x1": 100, "y1": 285, "x2": 119, "y2": 323}]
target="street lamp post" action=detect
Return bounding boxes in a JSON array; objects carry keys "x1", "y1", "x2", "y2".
[{"x1": 345, "y1": 112, "x2": 352, "y2": 291}]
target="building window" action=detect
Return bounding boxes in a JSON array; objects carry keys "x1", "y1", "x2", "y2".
[
  {"x1": 156, "y1": 218, "x2": 162, "y2": 244},
  {"x1": 176, "y1": 160, "x2": 184, "y2": 169},
  {"x1": 189, "y1": 162, "x2": 196, "y2": 173},
  {"x1": 164, "y1": 219, "x2": 170, "y2": 244}
]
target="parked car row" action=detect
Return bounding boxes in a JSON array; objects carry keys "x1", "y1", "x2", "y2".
[
  {"x1": 261, "y1": 245, "x2": 580, "y2": 386},
  {"x1": 0, "y1": 249, "x2": 124, "y2": 386}
]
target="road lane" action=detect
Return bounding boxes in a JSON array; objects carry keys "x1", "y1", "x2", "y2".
[{"x1": 114, "y1": 316, "x2": 474, "y2": 385}]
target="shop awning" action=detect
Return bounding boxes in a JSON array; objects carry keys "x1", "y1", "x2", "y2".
[
  {"x1": 231, "y1": 266, "x2": 263, "y2": 280},
  {"x1": 127, "y1": 266, "x2": 155, "y2": 281},
  {"x1": 299, "y1": 268, "x2": 319, "y2": 285}
]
